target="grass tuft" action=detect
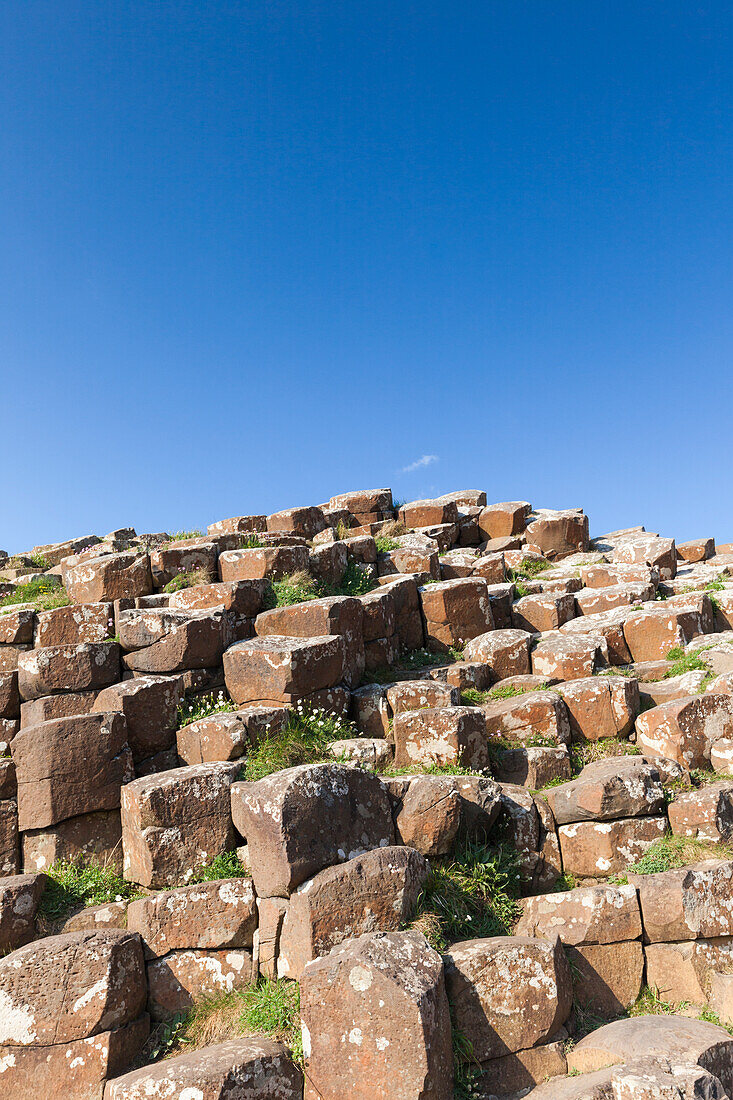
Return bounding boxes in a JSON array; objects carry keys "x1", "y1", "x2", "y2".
[
  {"x1": 168, "y1": 530, "x2": 204, "y2": 542},
  {"x1": 408, "y1": 836, "x2": 521, "y2": 951},
  {"x1": 188, "y1": 851, "x2": 249, "y2": 882},
  {"x1": 612, "y1": 833, "x2": 733, "y2": 881},
  {"x1": 0, "y1": 578, "x2": 70, "y2": 612},
  {"x1": 38, "y1": 859, "x2": 142, "y2": 921},
  {"x1": 163, "y1": 568, "x2": 214, "y2": 593},
  {"x1": 177, "y1": 690, "x2": 237, "y2": 729},
  {"x1": 243, "y1": 705, "x2": 356, "y2": 781}
]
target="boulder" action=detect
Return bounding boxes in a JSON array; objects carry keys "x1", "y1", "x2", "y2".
[
  {"x1": 0, "y1": 872, "x2": 47, "y2": 952},
  {"x1": 558, "y1": 815, "x2": 667, "y2": 877},
  {"x1": 668, "y1": 782, "x2": 733, "y2": 842},
  {"x1": 532, "y1": 632, "x2": 609, "y2": 681},
  {"x1": 444, "y1": 935, "x2": 572, "y2": 1060},
  {"x1": 219, "y1": 544, "x2": 310, "y2": 581},
  {"x1": 481, "y1": 689, "x2": 571, "y2": 745},
  {"x1": 121, "y1": 763, "x2": 238, "y2": 887},
  {"x1": 636, "y1": 694, "x2": 733, "y2": 769},
  {"x1": 126, "y1": 877, "x2": 256, "y2": 957},
  {"x1": 146, "y1": 947, "x2": 252, "y2": 1020},
  {"x1": 516, "y1": 883, "x2": 642, "y2": 945},
  {"x1": 93, "y1": 674, "x2": 184, "y2": 762},
  {"x1": 392, "y1": 706, "x2": 488, "y2": 770},
  {"x1": 63, "y1": 552, "x2": 153, "y2": 602},
  {"x1": 255, "y1": 595, "x2": 365, "y2": 686},
  {"x1": 34, "y1": 602, "x2": 114, "y2": 647},
  {"x1": 223, "y1": 634, "x2": 346, "y2": 705},
  {"x1": 559, "y1": 675, "x2": 640, "y2": 741},
  {"x1": 512, "y1": 592, "x2": 576, "y2": 633},
  {"x1": 462, "y1": 628, "x2": 533, "y2": 679},
  {"x1": 543, "y1": 758, "x2": 665, "y2": 824},
  {"x1": 629, "y1": 861, "x2": 733, "y2": 942},
  {"x1": 419, "y1": 578, "x2": 494, "y2": 650},
  {"x1": 17, "y1": 641, "x2": 120, "y2": 699},
  {"x1": 231, "y1": 763, "x2": 394, "y2": 897},
  {"x1": 278, "y1": 846, "x2": 428, "y2": 978},
  {"x1": 300, "y1": 929, "x2": 453, "y2": 1100},
  {"x1": 177, "y1": 704, "x2": 289, "y2": 765},
  {"x1": 12, "y1": 712, "x2": 133, "y2": 830},
  {"x1": 105, "y1": 1037, "x2": 303, "y2": 1099}
]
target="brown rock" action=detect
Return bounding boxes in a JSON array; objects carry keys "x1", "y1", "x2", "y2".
[
  {"x1": 34, "y1": 602, "x2": 114, "y2": 647},
  {"x1": 121, "y1": 763, "x2": 238, "y2": 887},
  {"x1": 127, "y1": 878, "x2": 256, "y2": 957},
  {"x1": 630, "y1": 860, "x2": 733, "y2": 942},
  {"x1": 168, "y1": 578, "x2": 267, "y2": 617},
  {"x1": 613, "y1": 534, "x2": 678, "y2": 579},
  {"x1": 0, "y1": 929, "x2": 146, "y2": 1045},
  {"x1": 22, "y1": 809, "x2": 122, "y2": 873},
  {"x1": 278, "y1": 846, "x2": 428, "y2": 978},
  {"x1": 300, "y1": 929, "x2": 453, "y2": 1100},
  {"x1": 392, "y1": 706, "x2": 488, "y2": 770},
  {"x1": 12, "y1": 712, "x2": 133, "y2": 830},
  {"x1": 512, "y1": 592, "x2": 576, "y2": 633},
  {"x1": 0, "y1": 799, "x2": 18, "y2": 875},
  {"x1": 385, "y1": 679, "x2": 459, "y2": 714},
  {"x1": 93, "y1": 675, "x2": 184, "y2": 762},
  {"x1": 419, "y1": 578, "x2": 494, "y2": 650},
  {"x1": 267, "y1": 505, "x2": 326, "y2": 539},
  {"x1": 0, "y1": 671, "x2": 19, "y2": 719},
  {"x1": 444, "y1": 935, "x2": 572, "y2": 1060},
  {"x1": 219, "y1": 544, "x2": 310, "y2": 582},
  {"x1": 645, "y1": 939, "x2": 733, "y2": 1005},
  {"x1": 20, "y1": 689, "x2": 97, "y2": 726},
  {"x1": 558, "y1": 815, "x2": 667, "y2": 877},
  {"x1": 0, "y1": 873, "x2": 47, "y2": 952},
  {"x1": 567, "y1": 941, "x2": 644, "y2": 1015},
  {"x1": 17, "y1": 641, "x2": 120, "y2": 700},
  {"x1": 482, "y1": 690, "x2": 571, "y2": 746},
  {"x1": 526, "y1": 509, "x2": 589, "y2": 559},
  {"x1": 558, "y1": 675, "x2": 640, "y2": 741},
  {"x1": 516, "y1": 883, "x2": 642, "y2": 945},
  {"x1": 149, "y1": 541, "x2": 218, "y2": 587},
  {"x1": 64, "y1": 552, "x2": 153, "y2": 602},
  {"x1": 636, "y1": 694, "x2": 733, "y2": 769},
  {"x1": 231, "y1": 763, "x2": 394, "y2": 898},
  {"x1": 223, "y1": 634, "x2": 345, "y2": 705},
  {"x1": 120, "y1": 608, "x2": 228, "y2": 673},
  {"x1": 477, "y1": 501, "x2": 531, "y2": 539},
  {"x1": 623, "y1": 606, "x2": 705, "y2": 661},
  {"x1": 177, "y1": 704, "x2": 289, "y2": 765},
  {"x1": 0, "y1": 608, "x2": 35, "y2": 645},
  {"x1": 543, "y1": 758, "x2": 664, "y2": 824},
  {"x1": 105, "y1": 1037, "x2": 303, "y2": 1099},
  {"x1": 463, "y1": 628, "x2": 532, "y2": 679},
  {"x1": 256, "y1": 595, "x2": 365, "y2": 686},
  {"x1": 492, "y1": 744, "x2": 571, "y2": 787},
  {"x1": 668, "y1": 782, "x2": 733, "y2": 842},
  {"x1": 146, "y1": 948, "x2": 252, "y2": 1020}
]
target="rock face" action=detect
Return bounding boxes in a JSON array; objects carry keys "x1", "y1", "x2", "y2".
[
  {"x1": 7, "y1": 486, "x2": 733, "y2": 1098},
  {"x1": 231, "y1": 763, "x2": 395, "y2": 897},
  {"x1": 299, "y1": 930, "x2": 453, "y2": 1100},
  {"x1": 105, "y1": 1037, "x2": 303, "y2": 1099},
  {"x1": 121, "y1": 763, "x2": 238, "y2": 887},
  {"x1": 444, "y1": 935, "x2": 572, "y2": 1061}
]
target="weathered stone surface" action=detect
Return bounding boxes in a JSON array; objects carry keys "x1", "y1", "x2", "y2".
[
  {"x1": 636, "y1": 694, "x2": 733, "y2": 769},
  {"x1": 149, "y1": 541, "x2": 218, "y2": 588},
  {"x1": 512, "y1": 592, "x2": 576, "y2": 633},
  {"x1": 223, "y1": 634, "x2": 346, "y2": 705},
  {"x1": 629, "y1": 861, "x2": 733, "y2": 942},
  {"x1": 575, "y1": 582, "x2": 655, "y2": 616},
  {"x1": 463, "y1": 628, "x2": 533, "y2": 679},
  {"x1": 0, "y1": 872, "x2": 47, "y2": 952},
  {"x1": 668, "y1": 782, "x2": 733, "y2": 842},
  {"x1": 22, "y1": 809, "x2": 122, "y2": 873},
  {"x1": 0, "y1": 1016, "x2": 149, "y2": 1100},
  {"x1": 267, "y1": 505, "x2": 326, "y2": 539},
  {"x1": 567, "y1": 1015, "x2": 733, "y2": 1093},
  {"x1": 350, "y1": 683, "x2": 391, "y2": 737},
  {"x1": 93, "y1": 675, "x2": 184, "y2": 762},
  {"x1": 645, "y1": 938, "x2": 733, "y2": 1005},
  {"x1": 300, "y1": 929, "x2": 453, "y2": 1100},
  {"x1": 477, "y1": 501, "x2": 530, "y2": 540},
  {"x1": 395, "y1": 777, "x2": 462, "y2": 856},
  {"x1": 120, "y1": 608, "x2": 228, "y2": 673},
  {"x1": 0, "y1": 929, "x2": 146, "y2": 1045},
  {"x1": 385, "y1": 679, "x2": 459, "y2": 714},
  {"x1": 17, "y1": 641, "x2": 120, "y2": 699},
  {"x1": 612, "y1": 534, "x2": 678, "y2": 578},
  {"x1": 208, "y1": 515, "x2": 267, "y2": 536},
  {"x1": 482, "y1": 689, "x2": 571, "y2": 745},
  {"x1": 0, "y1": 607, "x2": 35, "y2": 645},
  {"x1": 255, "y1": 595, "x2": 365, "y2": 686},
  {"x1": 0, "y1": 799, "x2": 18, "y2": 875},
  {"x1": 532, "y1": 632, "x2": 609, "y2": 681},
  {"x1": 492, "y1": 744, "x2": 572, "y2": 787},
  {"x1": 219, "y1": 544, "x2": 309, "y2": 581},
  {"x1": 392, "y1": 706, "x2": 488, "y2": 769},
  {"x1": 177, "y1": 704, "x2": 289, "y2": 765},
  {"x1": 0, "y1": 671, "x2": 19, "y2": 719},
  {"x1": 64, "y1": 552, "x2": 153, "y2": 603},
  {"x1": 559, "y1": 675, "x2": 639, "y2": 741},
  {"x1": 12, "y1": 712, "x2": 133, "y2": 830},
  {"x1": 127, "y1": 878, "x2": 256, "y2": 957},
  {"x1": 567, "y1": 940, "x2": 644, "y2": 1015},
  {"x1": 623, "y1": 606, "x2": 705, "y2": 661},
  {"x1": 278, "y1": 846, "x2": 428, "y2": 979},
  {"x1": 419, "y1": 578, "x2": 494, "y2": 650},
  {"x1": 121, "y1": 763, "x2": 238, "y2": 887},
  {"x1": 517, "y1": 883, "x2": 642, "y2": 945},
  {"x1": 232, "y1": 763, "x2": 394, "y2": 898},
  {"x1": 146, "y1": 947, "x2": 252, "y2": 1020},
  {"x1": 19, "y1": 689, "x2": 97, "y2": 727},
  {"x1": 62, "y1": 901, "x2": 129, "y2": 934},
  {"x1": 444, "y1": 935, "x2": 572, "y2": 1060},
  {"x1": 477, "y1": 1040, "x2": 568, "y2": 1098},
  {"x1": 544, "y1": 758, "x2": 664, "y2": 824},
  {"x1": 558, "y1": 815, "x2": 667, "y2": 877},
  {"x1": 527, "y1": 509, "x2": 589, "y2": 559},
  {"x1": 34, "y1": 602, "x2": 114, "y2": 647},
  {"x1": 105, "y1": 1037, "x2": 303, "y2": 1099}
]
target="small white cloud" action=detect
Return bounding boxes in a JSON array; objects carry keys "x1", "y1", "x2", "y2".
[{"x1": 401, "y1": 454, "x2": 438, "y2": 474}]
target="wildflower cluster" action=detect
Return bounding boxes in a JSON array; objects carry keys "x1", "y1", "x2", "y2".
[
  {"x1": 243, "y1": 703, "x2": 356, "y2": 781},
  {"x1": 176, "y1": 690, "x2": 237, "y2": 729}
]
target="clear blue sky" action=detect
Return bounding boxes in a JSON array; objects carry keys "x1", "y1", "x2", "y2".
[{"x1": 2, "y1": 2, "x2": 731, "y2": 553}]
